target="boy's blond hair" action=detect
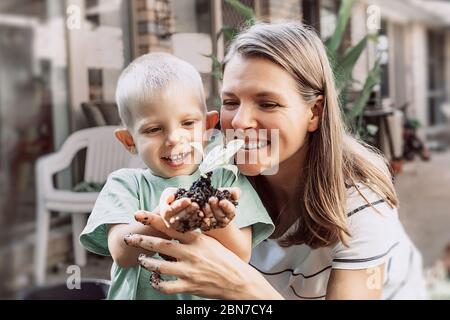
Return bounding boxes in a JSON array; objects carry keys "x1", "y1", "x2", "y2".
[{"x1": 116, "y1": 52, "x2": 206, "y2": 128}]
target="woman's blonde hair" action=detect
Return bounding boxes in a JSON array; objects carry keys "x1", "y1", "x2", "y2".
[{"x1": 223, "y1": 22, "x2": 398, "y2": 248}]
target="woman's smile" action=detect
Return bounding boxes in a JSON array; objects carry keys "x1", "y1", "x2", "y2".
[{"x1": 243, "y1": 140, "x2": 270, "y2": 150}]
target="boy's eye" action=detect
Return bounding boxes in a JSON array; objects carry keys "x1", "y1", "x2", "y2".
[
  {"x1": 182, "y1": 120, "x2": 196, "y2": 127},
  {"x1": 144, "y1": 127, "x2": 162, "y2": 134}
]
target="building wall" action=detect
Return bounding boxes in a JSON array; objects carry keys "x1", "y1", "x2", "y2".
[
  {"x1": 131, "y1": 0, "x2": 174, "y2": 58},
  {"x1": 445, "y1": 31, "x2": 450, "y2": 102},
  {"x1": 351, "y1": 1, "x2": 371, "y2": 91},
  {"x1": 98, "y1": 0, "x2": 126, "y2": 103},
  {"x1": 408, "y1": 22, "x2": 429, "y2": 138},
  {"x1": 263, "y1": 0, "x2": 302, "y2": 21}
]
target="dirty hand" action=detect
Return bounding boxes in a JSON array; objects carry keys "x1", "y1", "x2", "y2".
[
  {"x1": 157, "y1": 187, "x2": 204, "y2": 233},
  {"x1": 201, "y1": 187, "x2": 240, "y2": 231}
]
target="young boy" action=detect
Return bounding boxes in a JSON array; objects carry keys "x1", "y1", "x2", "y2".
[{"x1": 79, "y1": 53, "x2": 274, "y2": 300}]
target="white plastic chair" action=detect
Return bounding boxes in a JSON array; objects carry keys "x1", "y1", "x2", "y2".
[{"x1": 34, "y1": 126, "x2": 144, "y2": 285}]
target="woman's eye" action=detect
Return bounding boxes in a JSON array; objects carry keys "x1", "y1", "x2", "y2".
[
  {"x1": 222, "y1": 100, "x2": 240, "y2": 109},
  {"x1": 259, "y1": 102, "x2": 279, "y2": 109}
]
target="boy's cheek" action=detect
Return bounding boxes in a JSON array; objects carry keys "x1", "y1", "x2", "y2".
[{"x1": 191, "y1": 122, "x2": 206, "y2": 141}]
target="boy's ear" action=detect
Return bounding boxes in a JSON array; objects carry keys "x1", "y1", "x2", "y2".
[
  {"x1": 115, "y1": 128, "x2": 138, "y2": 154},
  {"x1": 205, "y1": 110, "x2": 219, "y2": 130},
  {"x1": 307, "y1": 95, "x2": 324, "y2": 133}
]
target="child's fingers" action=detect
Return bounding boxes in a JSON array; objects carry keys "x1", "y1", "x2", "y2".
[
  {"x1": 169, "y1": 198, "x2": 191, "y2": 215},
  {"x1": 169, "y1": 202, "x2": 199, "y2": 224},
  {"x1": 203, "y1": 203, "x2": 213, "y2": 218},
  {"x1": 229, "y1": 187, "x2": 241, "y2": 201},
  {"x1": 218, "y1": 187, "x2": 241, "y2": 200},
  {"x1": 166, "y1": 202, "x2": 190, "y2": 226},
  {"x1": 135, "y1": 208, "x2": 159, "y2": 225},
  {"x1": 208, "y1": 197, "x2": 224, "y2": 223},
  {"x1": 161, "y1": 198, "x2": 191, "y2": 228},
  {"x1": 208, "y1": 197, "x2": 221, "y2": 215},
  {"x1": 159, "y1": 187, "x2": 178, "y2": 213},
  {"x1": 218, "y1": 199, "x2": 236, "y2": 219},
  {"x1": 162, "y1": 187, "x2": 178, "y2": 204},
  {"x1": 200, "y1": 203, "x2": 213, "y2": 230}
]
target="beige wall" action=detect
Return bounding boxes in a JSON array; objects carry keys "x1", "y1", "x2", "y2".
[
  {"x1": 66, "y1": 0, "x2": 89, "y2": 131},
  {"x1": 351, "y1": 1, "x2": 371, "y2": 91},
  {"x1": 408, "y1": 23, "x2": 429, "y2": 138},
  {"x1": 446, "y1": 31, "x2": 450, "y2": 102},
  {"x1": 265, "y1": 0, "x2": 302, "y2": 21}
]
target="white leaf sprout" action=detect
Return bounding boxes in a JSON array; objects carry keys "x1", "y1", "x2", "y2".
[{"x1": 190, "y1": 139, "x2": 245, "y2": 179}]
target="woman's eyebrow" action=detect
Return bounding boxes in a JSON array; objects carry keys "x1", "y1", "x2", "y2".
[
  {"x1": 221, "y1": 91, "x2": 283, "y2": 98},
  {"x1": 255, "y1": 91, "x2": 283, "y2": 99},
  {"x1": 221, "y1": 91, "x2": 237, "y2": 98}
]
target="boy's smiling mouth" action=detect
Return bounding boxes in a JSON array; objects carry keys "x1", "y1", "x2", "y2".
[{"x1": 161, "y1": 151, "x2": 193, "y2": 167}]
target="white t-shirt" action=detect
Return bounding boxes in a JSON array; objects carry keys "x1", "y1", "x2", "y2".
[{"x1": 250, "y1": 183, "x2": 427, "y2": 300}]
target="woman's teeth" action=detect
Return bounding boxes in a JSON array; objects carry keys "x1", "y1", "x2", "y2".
[{"x1": 244, "y1": 141, "x2": 269, "y2": 150}]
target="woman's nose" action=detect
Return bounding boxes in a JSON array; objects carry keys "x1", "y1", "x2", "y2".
[{"x1": 231, "y1": 104, "x2": 257, "y2": 130}]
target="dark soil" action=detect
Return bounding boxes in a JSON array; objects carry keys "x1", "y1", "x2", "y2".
[{"x1": 173, "y1": 172, "x2": 237, "y2": 232}]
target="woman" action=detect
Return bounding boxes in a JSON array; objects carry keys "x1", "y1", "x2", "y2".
[{"x1": 125, "y1": 22, "x2": 426, "y2": 299}]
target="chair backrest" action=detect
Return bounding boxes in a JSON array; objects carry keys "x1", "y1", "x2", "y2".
[
  {"x1": 81, "y1": 102, "x2": 122, "y2": 127},
  {"x1": 67, "y1": 126, "x2": 143, "y2": 184}
]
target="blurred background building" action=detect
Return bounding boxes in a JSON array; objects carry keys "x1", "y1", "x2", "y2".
[{"x1": 0, "y1": 0, "x2": 449, "y2": 298}]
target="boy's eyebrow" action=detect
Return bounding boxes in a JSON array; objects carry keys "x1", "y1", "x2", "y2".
[
  {"x1": 136, "y1": 118, "x2": 159, "y2": 129},
  {"x1": 179, "y1": 110, "x2": 204, "y2": 119},
  {"x1": 136, "y1": 110, "x2": 204, "y2": 130}
]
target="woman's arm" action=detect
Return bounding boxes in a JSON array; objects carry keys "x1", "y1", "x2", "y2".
[
  {"x1": 126, "y1": 212, "x2": 283, "y2": 299},
  {"x1": 326, "y1": 265, "x2": 384, "y2": 299}
]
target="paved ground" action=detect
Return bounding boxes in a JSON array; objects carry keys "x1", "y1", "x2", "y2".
[{"x1": 396, "y1": 148, "x2": 450, "y2": 267}]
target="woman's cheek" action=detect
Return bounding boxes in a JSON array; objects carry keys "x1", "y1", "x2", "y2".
[{"x1": 219, "y1": 109, "x2": 235, "y2": 130}]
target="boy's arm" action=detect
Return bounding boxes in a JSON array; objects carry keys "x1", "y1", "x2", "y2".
[
  {"x1": 203, "y1": 195, "x2": 252, "y2": 263},
  {"x1": 204, "y1": 225, "x2": 252, "y2": 263},
  {"x1": 108, "y1": 209, "x2": 170, "y2": 268}
]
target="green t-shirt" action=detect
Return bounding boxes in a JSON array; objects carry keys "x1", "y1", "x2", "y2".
[{"x1": 80, "y1": 167, "x2": 274, "y2": 300}]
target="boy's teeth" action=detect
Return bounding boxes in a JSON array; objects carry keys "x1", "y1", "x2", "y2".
[
  {"x1": 244, "y1": 141, "x2": 268, "y2": 150},
  {"x1": 166, "y1": 152, "x2": 189, "y2": 161}
]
